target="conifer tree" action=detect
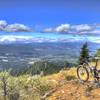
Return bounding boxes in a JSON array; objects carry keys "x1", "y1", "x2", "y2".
[{"x1": 79, "y1": 42, "x2": 89, "y2": 64}]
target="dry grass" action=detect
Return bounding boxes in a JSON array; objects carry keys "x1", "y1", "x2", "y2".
[
  {"x1": 0, "y1": 61, "x2": 100, "y2": 100},
  {"x1": 46, "y1": 63, "x2": 100, "y2": 100}
]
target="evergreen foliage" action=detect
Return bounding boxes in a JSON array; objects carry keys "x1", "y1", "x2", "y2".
[{"x1": 79, "y1": 42, "x2": 89, "y2": 64}]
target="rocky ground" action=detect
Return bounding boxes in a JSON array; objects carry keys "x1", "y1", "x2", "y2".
[{"x1": 43, "y1": 67, "x2": 100, "y2": 100}]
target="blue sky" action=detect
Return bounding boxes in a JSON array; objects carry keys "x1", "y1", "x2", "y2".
[
  {"x1": 0, "y1": 0, "x2": 100, "y2": 37},
  {"x1": 0, "y1": 0, "x2": 100, "y2": 43},
  {"x1": 0, "y1": 0, "x2": 100, "y2": 27}
]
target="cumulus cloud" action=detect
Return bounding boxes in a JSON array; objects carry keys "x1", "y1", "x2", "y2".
[
  {"x1": 43, "y1": 24, "x2": 70, "y2": 33},
  {"x1": 71, "y1": 24, "x2": 93, "y2": 32},
  {"x1": 55, "y1": 24, "x2": 70, "y2": 32},
  {"x1": 4, "y1": 24, "x2": 31, "y2": 32},
  {"x1": 43, "y1": 28, "x2": 54, "y2": 33},
  {"x1": 43, "y1": 24, "x2": 97, "y2": 34},
  {"x1": 87, "y1": 30, "x2": 100, "y2": 34},
  {"x1": 0, "y1": 20, "x2": 7, "y2": 30},
  {"x1": 0, "y1": 20, "x2": 99, "y2": 34},
  {"x1": 0, "y1": 20, "x2": 31, "y2": 32}
]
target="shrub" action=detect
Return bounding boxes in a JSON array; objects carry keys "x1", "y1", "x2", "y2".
[
  {"x1": 65, "y1": 75, "x2": 76, "y2": 81},
  {"x1": 27, "y1": 77, "x2": 52, "y2": 96}
]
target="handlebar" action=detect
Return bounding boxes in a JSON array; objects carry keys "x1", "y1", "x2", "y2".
[
  {"x1": 94, "y1": 57, "x2": 100, "y2": 60},
  {"x1": 83, "y1": 56, "x2": 100, "y2": 68},
  {"x1": 86, "y1": 56, "x2": 100, "y2": 61}
]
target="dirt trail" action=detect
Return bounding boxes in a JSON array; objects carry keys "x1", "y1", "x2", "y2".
[
  {"x1": 47, "y1": 80, "x2": 100, "y2": 100},
  {"x1": 42, "y1": 66, "x2": 100, "y2": 100}
]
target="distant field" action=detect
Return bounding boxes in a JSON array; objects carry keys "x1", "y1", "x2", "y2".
[{"x1": 0, "y1": 42, "x2": 100, "y2": 71}]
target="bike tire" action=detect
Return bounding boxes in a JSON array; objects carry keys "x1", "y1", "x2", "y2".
[{"x1": 77, "y1": 65, "x2": 89, "y2": 82}]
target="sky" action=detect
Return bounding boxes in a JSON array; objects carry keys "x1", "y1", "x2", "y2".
[
  {"x1": 0, "y1": 0, "x2": 100, "y2": 42},
  {"x1": 0, "y1": 0, "x2": 100, "y2": 27},
  {"x1": 0, "y1": 0, "x2": 100, "y2": 34}
]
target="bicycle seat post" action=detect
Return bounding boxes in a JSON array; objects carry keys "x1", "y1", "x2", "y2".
[{"x1": 95, "y1": 58, "x2": 99, "y2": 69}]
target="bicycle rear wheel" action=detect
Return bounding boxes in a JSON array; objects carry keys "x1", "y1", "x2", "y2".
[{"x1": 77, "y1": 65, "x2": 89, "y2": 82}]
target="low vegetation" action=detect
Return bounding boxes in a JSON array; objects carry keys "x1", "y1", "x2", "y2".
[
  {"x1": 0, "y1": 71, "x2": 54, "y2": 100},
  {"x1": 0, "y1": 68, "x2": 77, "y2": 100},
  {"x1": 0, "y1": 64, "x2": 100, "y2": 100},
  {"x1": 0, "y1": 43, "x2": 100, "y2": 100}
]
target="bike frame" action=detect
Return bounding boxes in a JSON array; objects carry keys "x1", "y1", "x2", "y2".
[{"x1": 82, "y1": 59, "x2": 99, "y2": 79}]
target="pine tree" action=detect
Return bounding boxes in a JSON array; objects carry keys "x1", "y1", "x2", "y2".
[{"x1": 79, "y1": 42, "x2": 89, "y2": 64}]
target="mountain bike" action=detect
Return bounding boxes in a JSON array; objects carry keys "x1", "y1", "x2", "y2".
[{"x1": 77, "y1": 57, "x2": 100, "y2": 82}]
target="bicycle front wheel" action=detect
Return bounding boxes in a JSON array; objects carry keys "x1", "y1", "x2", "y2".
[{"x1": 77, "y1": 65, "x2": 89, "y2": 82}]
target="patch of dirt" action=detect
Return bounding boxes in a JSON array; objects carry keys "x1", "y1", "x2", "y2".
[{"x1": 47, "y1": 81, "x2": 100, "y2": 100}]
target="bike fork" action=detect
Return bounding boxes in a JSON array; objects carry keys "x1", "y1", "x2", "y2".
[{"x1": 93, "y1": 70, "x2": 99, "y2": 82}]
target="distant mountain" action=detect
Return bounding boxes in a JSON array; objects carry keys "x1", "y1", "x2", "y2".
[
  {"x1": 0, "y1": 35, "x2": 33, "y2": 44},
  {"x1": 0, "y1": 34, "x2": 100, "y2": 44},
  {"x1": 0, "y1": 42, "x2": 99, "y2": 71}
]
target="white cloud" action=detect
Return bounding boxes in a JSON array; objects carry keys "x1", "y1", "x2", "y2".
[
  {"x1": 0, "y1": 20, "x2": 100, "y2": 35},
  {"x1": 43, "y1": 24, "x2": 96, "y2": 34},
  {"x1": 43, "y1": 24, "x2": 93, "y2": 33},
  {"x1": 43, "y1": 28, "x2": 53, "y2": 33},
  {"x1": 4, "y1": 24, "x2": 31, "y2": 32},
  {"x1": 88, "y1": 30, "x2": 100, "y2": 34},
  {"x1": 71, "y1": 24, "x2": 93, "y2": 32},
  {"x1": 0, "y1": 20, "x2": 7, "y2": 30},
  {"x1": 0, "y1": 20, "x2": 31, "y2": 32},
  {"x1": 55, "y1": 24, "x2": 70, "y2": 32},
  {"x1": 0, "y1": 35, "x2": 33, "y2": 43}
]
